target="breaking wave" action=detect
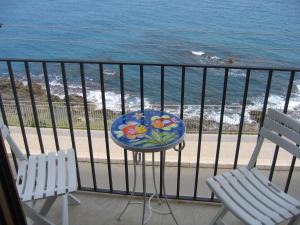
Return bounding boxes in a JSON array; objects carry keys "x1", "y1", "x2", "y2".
[
  {"x1": 191, "y1": 50, "x2": 205, "y2": 56},
  {"x1": 8, "y1": 72, "x2": 300, "y2": 125}
]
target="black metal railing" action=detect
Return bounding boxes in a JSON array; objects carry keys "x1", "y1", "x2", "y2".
[{"x1": 0, "y1": 58, "x2": 299, "y2": 202}]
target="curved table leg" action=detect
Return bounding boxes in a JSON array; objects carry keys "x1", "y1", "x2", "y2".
[
  {"x1": 118, "y1": 151, "x2": 179, "y2": 225},
  {"x1": 142, "y1": 152, "x2": 146, "y2": 225},
  {"x1": 117, "y1": 152, "x2": 139, "y2": 220},
  {"x1": 152, "y1": 153, "x2": 161, "y2": 203},
  {"x1": 161, "y1": 151, "x2": 179, "y2": 225},
  {"x1": 144, "y1": 152, "x2": 163, "y2": 224}
]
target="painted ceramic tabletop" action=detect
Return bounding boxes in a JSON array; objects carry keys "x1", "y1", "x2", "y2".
[{"x1": 111, "y1": 110, "x2": 186, "y2": 152}]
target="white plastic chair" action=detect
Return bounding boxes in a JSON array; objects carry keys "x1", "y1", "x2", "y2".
[
  {"x1": 0, "y1": 120, "x2": 80, "y2": 225},
  {"x1": 207, "y1": 109, "x2": 300, "y2": 225}
]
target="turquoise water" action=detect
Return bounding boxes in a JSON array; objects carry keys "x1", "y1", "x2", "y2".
[
  {"x1": 0, "y1": 0, "x2": 300, "y2": 122},
  {"x1": 1, "y1": 0, "x2": 300, "y2": 65}
]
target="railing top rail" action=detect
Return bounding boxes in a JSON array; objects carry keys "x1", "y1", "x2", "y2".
[{"x1": 0, "y1": 58, "x2": 299, "y2": 72}]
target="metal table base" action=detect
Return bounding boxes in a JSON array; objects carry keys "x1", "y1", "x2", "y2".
[{"x1": 117, "y1": 151, "x2": 179, "y2": 225}]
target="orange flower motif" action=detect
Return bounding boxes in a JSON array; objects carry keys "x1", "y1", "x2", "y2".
[
  {"x1": 151, "y1": 115, "x2": 178, "y2": 130},
  {"x1": 152, "y1": 119, "x2": 164, "y2": 129},
  {"x1": 115, "y1": 122, "x2": 147, "y2": 140}
]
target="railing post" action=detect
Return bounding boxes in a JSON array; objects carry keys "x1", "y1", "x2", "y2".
[
  {"x1": 211, "y1": 68, "x2": 229, "y2": 200},
  {"x1": 259, "y1": 70, "x2": 273, "y2": 130},
  {"x1": 160, "y1": 65, "x2": 165, "y2": 197},
  {"x1": 61, "y1": 62, "x2": 81, "y2": 189},
  {"x1": 176, "y1": 65, "x2": 186, "y2": 198},
  {"x1": 140, "y1": 65, "x2": 144, "y2": 112},
  {"x1": 233, "y1": 69, "x2": 251, "y2": 169},
  {"x1": 193, "y1": 67, "x2": 207, "y2": 199},
  {"x1": 80, "y1": 63, "x2": 97, "y2": 190},
  {"x1": 269, "y1": 70, "x2": 295, "y2": 181},
  {"x1": 99, "y1": 64, "x2": 113, "y2": 192},
  {"x1": 24, "y1": 62, "x2": 45, "y2": 153},
  {"x1": 119, "y1": 64, "x2": 129, "y2": 194},
  {"x1": 43, "y1": 62, "x2": 60, "y2": 151},
  {"x1": 7, "y1": 61, "x2": 30, "y2": 157}
]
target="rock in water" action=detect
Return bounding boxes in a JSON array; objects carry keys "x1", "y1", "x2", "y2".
[{"x1": 227, "y1": 58, "x2": 234, "y2": 64}]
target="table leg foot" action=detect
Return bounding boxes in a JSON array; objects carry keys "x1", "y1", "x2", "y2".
[
  {"x1": 118, "y1": 151, "x2": 179, "y2": 225},
  {"x1": 161, "y1": 151, "x2": 179, "y2": 225},
  {"x1": 152, "y1": 153, "x2": 162, "y2": 205},
  {"x1": 142, "y1": 153, "x2": 146, "y2": 225},
  {"x1": 117, "y1": 152, "x2": 138, "y2": 221}
]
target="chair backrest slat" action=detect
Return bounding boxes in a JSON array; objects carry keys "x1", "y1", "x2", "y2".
[
  {"x1": 260, "y1": 109, "x2": 300, "y2": 159},
  {"x1": 0, "y1": 120, "x2": 26, "y2": 161},
  {"x1": 260, "y1": 127, "x2": 300, "y2": 159},
  {"x1": 248, "y1": 109, "x2": 300, "y2": 168},
  {"x1": 267, "y1": 109, "x2": 300, "y2": 133},
  {"x1": 264, "y1": 117, "x2": 300, "y2": 146}
]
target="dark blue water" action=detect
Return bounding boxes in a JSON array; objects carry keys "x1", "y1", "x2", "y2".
[
  {"x1": 1, "y1": 0, "x2": 300, "y2": 65},
  {"x1": 0, "y1": 0, "x2": 300, "y2": 118}
]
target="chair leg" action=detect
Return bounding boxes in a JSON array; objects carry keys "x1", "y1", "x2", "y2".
[
  {"x1": 288, "y1": 214, "x2": 300, "y2": 225},
  {"x1": 39, "y1": 196, "x2": 57, "y2": 216},
  {"x1": 209, "y1": 206, "x2": 228, "y2": 225},
  {"x1": 68, "y1": 193, "x2": 80, "y2": 205},
  {"x1": 27, "y1": 201, "x2": 34, "y2": 225},
  {"x1": 23, "y1": 203, "x2": 55, "y2": 225},
  {"x1": 62, "y1": 193, "x2": 69, "y2": 225}
]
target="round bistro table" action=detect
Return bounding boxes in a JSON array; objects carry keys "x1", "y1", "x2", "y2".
[{"x1": 111, "y1": 110, "x2": 186, "y2": 225}]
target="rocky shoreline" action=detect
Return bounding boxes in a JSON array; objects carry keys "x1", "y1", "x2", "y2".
[
  {"x1": 0, "y1": 77, "x2": 88, "y2": 104},
  {"x1": 0, "y1": 77, "x2": 264, "y2": 133}
]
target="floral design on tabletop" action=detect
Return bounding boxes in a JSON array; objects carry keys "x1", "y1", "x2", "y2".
[
  {"x1": 114, "y1": 122, "x2": 147, "y2": 139},
  {"x1": 151, "y1": 115, "x2": 178, "y2": 130},
  {"x1": 112, "y1": 110, "x2": 185, "y2": 150}
]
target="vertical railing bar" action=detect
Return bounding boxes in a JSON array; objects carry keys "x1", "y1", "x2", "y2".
[
  {"x1": 80, "y1": 63, "x2": 97, "y2": 190},
  {"x1": 233, "y1": 69, "x2": 251, "y2": 169},
  {"x1": 211, "y1": 68, "x2": 229, "y2": 200},
  {"x1": 160, "y1": 66, "x2": 165, "y2": 111},
  {"x1": 176, "y1": 65, "x2": 185, "y2": 198},
  {"x1": 61, "y1": 62, "x2": 81, "y2": 189},
  {"x1": 259, "y1": 70, "x2": 273, "y2": 131},
  {"x1": 42, "y1": 62, "x2": 60, "y2": 151},
  {"x1": 120, "y1": 64, "x2": 126, "y2": 114},
  {"x1": 99, "y1": 63, "x2": 113, "y2": 192},
  {"x1": 269, "y1": 70, "x2": 295, "y2": 181},
  {"x1": 193, "y1": 67, "x2": 207, "y2": 198},
  {"x1": 24, "y1": 62, "x2": 44, "y2": 153},
  {"x1": 253, "y1": 70, "x2": 273, "y2": 169},
  {"x1": 119, "y1": 64, "x2": 129, "y2": 194},
  {"x1": 284, "y1": 156, "x2": 297, "y2": 193},
  {"x1": 0, "y1": 93, "x2": 18, "y2": 170},
  {"x1": 7, "y1": 61, "x2": 30, "y2": 157},
  {"x1": 159, "y1": 65, "x2": 165, "y2": 197},
  {"x1": 140, "y1": 65, "x2": 144, "y2": 112}
]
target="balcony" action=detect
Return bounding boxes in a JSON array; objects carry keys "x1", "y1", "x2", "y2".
[{"x1": 1, "y1": 58, "x2": 300, "y2": 224}]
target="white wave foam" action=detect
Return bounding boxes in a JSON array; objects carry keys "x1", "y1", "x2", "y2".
[
  {"x1": 249, "y1": 92, "x2": 300, "y2": 111},
  {"x1": 86, "y1": 90, "x2": 150, "y2": 111},
  {"x1": 246, "y1": 87, "x2": 300, "y2": 123},
  {"x1": 206, "y1": 111, "x2": 241, "y2": 125},
  {"x1": 104, "y1": 70, "x2": 117, "y2": 76},
  {"x1": 49, "y1": 79, "x2": 63, "y2": 88},
  {"x1": 69, "y1": 84, "x2": 82, "y2": 89},
  {"x1": 210, "y1": 56, "x2": 220, "y2": 60},
  {"x1": 15, "y1": 71, "x2": 300, "y2": 125},
  {"x1": 191, "y1": 50, "x2": 205, "y2": 56},
  {"x1": 229, "y1": 69, "x2": 246, "y2": 77}
]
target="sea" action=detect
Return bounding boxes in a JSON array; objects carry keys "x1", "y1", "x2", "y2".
[{"x1": 0, "y1": 0, "x2": 300, "y2": 124}]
